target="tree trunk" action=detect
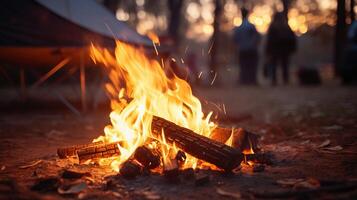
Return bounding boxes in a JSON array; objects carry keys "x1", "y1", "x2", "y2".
[
  {"x1": 168, "y1": 0, "x2": 184, "y2": 46},
  {"x1": 335, "y1": 0, "x2": 347, "y2": 76},
  {"x1": 209, "y1": 0, "x2": 223, "y2": 84},
  {"x1": 351, "y1": 0, "x2": 356, "y2": 21},
  {"x1": 281, "y1": 0, "x2": 291, "y2": 19},
  {"x1": 103, "y1": 0, "x2": 120, "y2": 15}
]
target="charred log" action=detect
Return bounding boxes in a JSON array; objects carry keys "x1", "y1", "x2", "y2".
[{"x1": 134, "y1": 146, "x2": 161, "y2": 169}]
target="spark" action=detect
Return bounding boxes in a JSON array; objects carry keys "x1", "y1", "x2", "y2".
[
  {"x1": 208, "y1": 40, "x2": 214, "y2": 54},
  {"x1": 222, "y1": 103, "x2": 226, "y2": 115},
  {"x1": 198, "y1": 71, "x2": 203, "y2": 79},
  {"x1": 161, "y1": 58, "x2": 165, "y2": 69},
  {"x1": 153, "y1": 41, "x2": 159, "y2": 56},
  {"x1": 184, "y1": 46, "x2": 189, "y2": 55},
  {"x1": 171, "y1": 58, "x2": 176, "y2": 62},
  {"x1": 210, "y1": 72, "x2": 217, "y2": 85},
  {"x1": 209, "y1": 101, "x2": 222, "y2": 112},
  {"x1": 180, "y1": 58, "x2": 185, "y2": 64}
]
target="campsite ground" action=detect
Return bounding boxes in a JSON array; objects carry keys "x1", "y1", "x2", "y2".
[{"x1": 0, "y1": 85, "x2": 357, "y2": 199}]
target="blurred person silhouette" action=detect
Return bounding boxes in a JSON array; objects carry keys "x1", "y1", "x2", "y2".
[
  {"x1": 341, "y1": 20, "x2": 357, "y2": 84},
  {"x1": 233, "y1": 8, "x2": 261, "y2": 85},
  {"x1": 265, "y1": 12, "x2": 297, "y2": 86}
]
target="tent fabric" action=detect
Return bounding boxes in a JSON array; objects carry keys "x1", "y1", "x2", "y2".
[{"x1": 0, "y1": 0, "x2": 152, "y2": 47}]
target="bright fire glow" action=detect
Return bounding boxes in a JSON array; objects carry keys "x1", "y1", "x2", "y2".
[{"x1": 90, "y1": 40, "x2": 217, "y2": 172}]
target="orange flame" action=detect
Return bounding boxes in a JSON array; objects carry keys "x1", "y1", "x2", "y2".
[
  {"x1": 90, "y1": 41, "x2": 216, "y2": 171},
  {"x1": 147, "y1": 31, "x2": 160, "y2": 45}
]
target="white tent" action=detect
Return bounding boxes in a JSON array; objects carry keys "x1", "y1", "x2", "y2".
[{"x1": 35, "y1": 0, "x2": 152, "y2": 46}]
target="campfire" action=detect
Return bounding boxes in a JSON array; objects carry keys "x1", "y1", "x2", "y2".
[{"x1": 57, "y1": 40, "x2": 263, "y2": 179}]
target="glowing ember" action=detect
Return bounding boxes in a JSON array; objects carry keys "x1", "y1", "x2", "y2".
[{"x1": 90, "y1": 39, "x2": 219, "y2": 172}]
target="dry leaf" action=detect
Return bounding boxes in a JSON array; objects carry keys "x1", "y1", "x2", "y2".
[
  {"x1": 277, "y1": 178, "x2": 304, "y2": 187},
  {"x1": 19, "y1": 160, "x2": 42, "y2": 169},
  {"x1": 300, "y1": 140, "x2": 310, "y2": 145},
  {"x1": 293, "y1": 178, "x2": 320, "y2": 189},
  {"x1": 323, "y1": 125, "x2": 343, "y2": 131},
  {"x1": 323, "y1": 145, "x2": 343, "y2": 151},
  {"x1": 317, "y1": 139, "x2": 330, "y2": 148},
  {"x1": 277, "y1": 178, "x2": 320, "y2": 189},
  {"x1": 140, "y1": 191, "x2": 161, "y2": 200},
  {"x1": 216, "y1": 188, "x2": 241, "y2": 199}
]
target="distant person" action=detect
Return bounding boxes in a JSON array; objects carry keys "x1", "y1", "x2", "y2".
[
  {"x1": 265, "y1": 12, "x2": 297, "y2": 86},
  {"x1": 233, "y1": 8, "x2": 261, "y2": 85},
  {"x1": 341, "y1": 20, "x2": 357, "y2": 84}
]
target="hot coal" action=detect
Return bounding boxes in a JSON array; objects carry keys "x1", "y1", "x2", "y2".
[
  {"x1": 252, "y1": 164, "x2": 265, "y2": 172},
  {"x1": 175, "y1": 150, "x2": 186, "y2": 166},
  {"x1": 164, "y1": 159, "x2": 179, "y2": 182},
  {"x1": 119, "y1": 160, "x2": 142, "y2": 179}
]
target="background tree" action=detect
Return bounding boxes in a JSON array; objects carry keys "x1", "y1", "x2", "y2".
[
  {"x1": 282, "y1": 0, "x2": 292, "y2": 18},
  {"x1": 351, "y1": 0, "x2": 355, "y2": 21},
  {"x1": 209, "y1": 0, "x2": 224, "y2": 82},
  {"x1": 103, "y1": 0, "x2": 120, "y2": 15},
  {"x1": 335, "y1": 0, "x2": 347, "y2": 75},
  {"x1": 167, "y1": 0, "x2": 184, "y2": 46}
]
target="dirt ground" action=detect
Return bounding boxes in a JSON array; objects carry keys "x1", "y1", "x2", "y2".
[{"x1": 0, "y1": 85, "x2": 356, "y2": 199}]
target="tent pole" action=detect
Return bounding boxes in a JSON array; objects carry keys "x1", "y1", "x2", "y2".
[
  {"x1": 80, "y1": 49, "x2": 87, "y2": 112},
  {"x1": 19, "y1": 67, "x2": 27, "y2": 101},
  {"x1": 31, "y1": 58, "x2": 70, "y2": 88}
]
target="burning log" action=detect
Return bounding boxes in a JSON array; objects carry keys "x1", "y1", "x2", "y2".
[
  {"x1": 151, "y1": 116, "x2": 243, "y2": 171},
  {"x1": 77, "y1": 142, "x2": 121, "y2": 163},
  {"x1": 57, "y1": 141, "x2": 104, "y2": 158},
  {"x1": 56, "y1": 116, "x2": 249, "y2": 171},
  {"x1": 210, "y1": 127, "x2": 260, "y2": 153}
]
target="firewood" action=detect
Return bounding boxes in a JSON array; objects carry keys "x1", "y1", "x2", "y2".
[
  {"x1": 133, "y1": 146, "x2": 161, "y2": 169},
  {"x1": 151, "y1": 116, "x2": 243, "y2": 171},
  {"x1": 77, "y1": 142, "x2": 121, "y2": 163},
  {"x1": 210, "y1": 127, "x2": 260, "y2": 153},
  {"x1": 57, "y1": 141, "x2": 104, "y2": 158}
]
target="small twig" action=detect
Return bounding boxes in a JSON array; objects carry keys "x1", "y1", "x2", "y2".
[{"x1": 19, "y1": 160, "x2": 43, "y2": 169}]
